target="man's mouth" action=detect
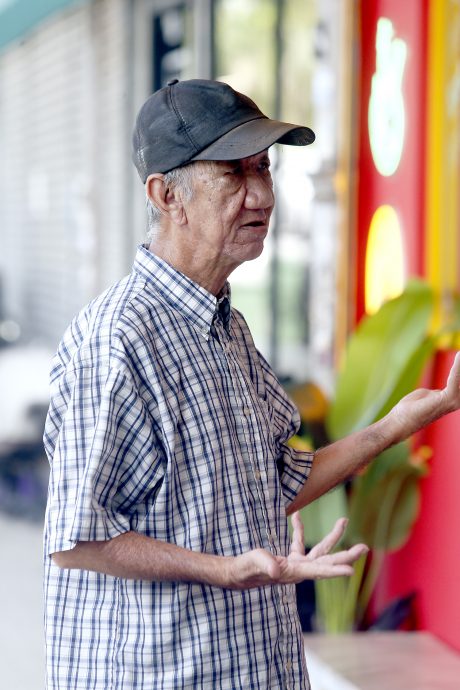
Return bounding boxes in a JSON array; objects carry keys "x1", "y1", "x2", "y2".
[{"x1": 241, "y1": 220, "x2": 267, "y2": 229}]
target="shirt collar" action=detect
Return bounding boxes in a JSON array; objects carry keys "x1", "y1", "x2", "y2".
[{"x1": 133, "y1": 245, "x2": 231, "y2": 339}]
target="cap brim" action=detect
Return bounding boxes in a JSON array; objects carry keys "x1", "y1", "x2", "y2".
[{"x1": 191, "y1": 117, "x2": 315, "y2": 162}]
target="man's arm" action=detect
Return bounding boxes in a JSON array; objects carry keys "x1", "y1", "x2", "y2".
[
  {"x1": 51, "y1": 515, "x2": 367, "y2": 588},
  {"x1": 287, "y1": 352, "x2": 460, "y2": 514},
  {"x1": 52, "y1": 532, "x2": 229, "y2": 586}
]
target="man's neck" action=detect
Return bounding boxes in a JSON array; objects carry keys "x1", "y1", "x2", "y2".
[{"x1": 148, "y1": 237, "x2": 235, "y2": 297}]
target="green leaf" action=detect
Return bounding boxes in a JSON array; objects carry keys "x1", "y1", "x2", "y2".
[
  {"x1": 347, "y1": 444, "x2": 427, "y2": 551},
  {"x1": 315, "y1": 553, "x2": 368, "y2": 633},
  {"x1": 376, "y1": 336, "x2": 436, "y2": 420},
  {"x1": 298, "y1": 485, "x2": 348, "y2": 547},
  {"x1": 326, "y1": 280, "x2": 434, "y2": 440}
]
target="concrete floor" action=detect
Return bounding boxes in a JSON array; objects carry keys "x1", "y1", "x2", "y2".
[{"x1": 0, "y1": 513, "x2": 45, "y2": 690}]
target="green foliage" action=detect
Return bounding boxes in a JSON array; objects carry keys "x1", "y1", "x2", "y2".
[
  {"x1": 314, "y1": 553, "x2": 368, "y2": 633},
  {"x1": 348, "y1": 443, "x2": 428, "y2": 551},
  {"x1": 299, "y1": 484, "x2": 348, "y2": 548},
  {"x1": 326, "y1": 280, "x2": 434, "y2": 440},
  {"x1": 293, "y1": 280, "x2": 454, "y2": 632}
]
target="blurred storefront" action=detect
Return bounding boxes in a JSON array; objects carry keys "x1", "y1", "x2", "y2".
[
  {"x1": 355, "y1": 0, "x2": 460, "y2": 653},
  {"x1": 0, "y1": 0, "x2": 353, "y2": 394},
  {"x1": 213, "y1": 0, "x2": 355, "y2": 390},
  {"x1": 0, "y1": 4, "x2": 352, "y2": 683}
]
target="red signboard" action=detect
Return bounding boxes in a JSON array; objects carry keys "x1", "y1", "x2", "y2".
[{"x1": 356, "y1": 0, "x2": 428, "y2": 320}]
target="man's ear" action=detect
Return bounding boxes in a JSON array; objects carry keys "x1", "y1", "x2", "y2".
[{"x1": 146, "y1": 174, "x2": 187, "y2": 226}]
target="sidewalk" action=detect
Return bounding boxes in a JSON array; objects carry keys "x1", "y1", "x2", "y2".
[{"x1": 0, "y1": 513, "x2": 45, "y2": 690}]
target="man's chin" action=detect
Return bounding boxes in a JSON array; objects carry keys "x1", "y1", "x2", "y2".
[{"x1": 242, "y1": 241, "x2": 265, "y2": 263}]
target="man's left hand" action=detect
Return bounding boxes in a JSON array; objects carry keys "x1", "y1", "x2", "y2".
[{"x1": 388, "y1": 351, "x2": 460, "y2": 443}]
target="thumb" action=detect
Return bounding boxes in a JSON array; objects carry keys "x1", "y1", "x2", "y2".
[
  {"x1": 446, "y1": 351, "x2": 460, "y2": 396},
  {"x1": 232, "y1": 548, "x2": 281, "y2": 588},
  {"x1": 249, "y1": 548, "x2": 281, "y2": 580}
]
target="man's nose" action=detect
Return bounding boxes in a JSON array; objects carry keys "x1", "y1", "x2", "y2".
[{"x1": 244, "y1": 173, "x2": 274, "y2": 210}]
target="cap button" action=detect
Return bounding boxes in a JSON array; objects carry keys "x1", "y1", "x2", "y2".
[{"x1": 167, "y1": 79, "x2": 179, "y2": 86}]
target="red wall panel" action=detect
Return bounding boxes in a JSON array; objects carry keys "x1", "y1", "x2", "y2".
[
  {"x1": 376, "y1": 351, "x2": 460, "y2": 650},
  {"x1": 356, "y1": 0, "x2": 460, "y2": 652},
  {"x1": 356, "y1": 0, "x2": 428, "y2": 319}
]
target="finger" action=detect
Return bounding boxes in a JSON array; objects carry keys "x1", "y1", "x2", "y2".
[
  {"x1": 282, "y1": 558, "x2": 356, "y2": 582},
  {"x1": 299, "y1": 546, "x2": 368, "y2": 580},
  {"x1": 445, "y1": 351, "x2": 460, "y2": 396},
  {"x1": 313, "y1": 563, "x2": 355, "y2": 579},
  {"x1": 290, "y1": 511, "x2": 305, "y2": 556},
  {"x1": 327, "y1": 544, "x2": 369, "y2": 566},
  {"x1": 307, "y1": 517, "x2": 348, "y2": 559},
  {"x1": 289, "y1": 545, "x2": 368, "y2": 582}
]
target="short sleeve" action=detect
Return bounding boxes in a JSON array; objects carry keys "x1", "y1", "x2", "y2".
[
  {"x1": 277, "y1": 444, "x2": 314, "y2": 504},
  {"x1": 44, "y1": 365, "x2": 164, "y2": 555},
  {"x1": 253, "y1": 348, "x2": 314, "y2": 503}
]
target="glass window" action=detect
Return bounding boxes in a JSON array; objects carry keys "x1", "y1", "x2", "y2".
[{"x1": 215, "y1": 0, "x2": 344, "y2": 391}]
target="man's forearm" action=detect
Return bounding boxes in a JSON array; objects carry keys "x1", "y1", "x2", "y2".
[
  {"x1": 286, "y1": 414, "x2": 398, "y2": 514},
  {"x1": 287, "y1": 354, "x2": 460, "y2": 514},
  {"x1": 51, "y1": 519, "x2": 370, "y2": 589},
  {"x1": 52, "y1": 531, "x2": 230, "y2": 587}
]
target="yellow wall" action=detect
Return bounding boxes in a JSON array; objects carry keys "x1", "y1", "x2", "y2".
[{"x1": 425, "y1": 0, "x2": 460, "y2": 337}]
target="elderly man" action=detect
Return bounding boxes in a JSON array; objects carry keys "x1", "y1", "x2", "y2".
[{"x1": 44, "y1": 79, "x2": 460, "y2": 690}]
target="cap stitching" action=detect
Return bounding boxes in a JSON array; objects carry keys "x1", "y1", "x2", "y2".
[
  {"x1": 168, "y1": 84, "x2": 201, "y2": 154},
  {"x1": 139, "y1": 146, "x2": 147, "y2": 176}
]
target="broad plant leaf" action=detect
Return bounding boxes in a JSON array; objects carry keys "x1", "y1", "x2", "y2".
[
  {"x1": 326, "y1": 280, "x2": 434, "y2": 440},
  {"x1": 347, "y1": 443, "x2": 428, "y2": 551},
  {"x1": 376, "y1": 335, "x2": 436, "y2": 420},
  {"x1": 299, "y1": 485, "x2": 348, "y2": 548}
]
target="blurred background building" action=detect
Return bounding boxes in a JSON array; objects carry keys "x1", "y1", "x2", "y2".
[
  {"x1": 0, "y1": 0, "x2": 352, "y2": 384},
  {"x1": 0, "y1": 0, "x2": 459, "y2": 688}
]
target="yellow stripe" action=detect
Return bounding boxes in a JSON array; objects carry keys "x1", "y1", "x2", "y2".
[
  {"x1": 425, "y1": 0, "x2": 460, "y2": 339},
  {"x1": 425, "y1": 0, "x2": 444, "y2": 325}
]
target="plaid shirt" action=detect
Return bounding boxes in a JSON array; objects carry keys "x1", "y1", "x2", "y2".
[{"x1": 44, "y1": 245, "x2": 313, "y2": 690}]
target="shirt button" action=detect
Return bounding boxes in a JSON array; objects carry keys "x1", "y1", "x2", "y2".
[
  {"x1": 285, "y1": 660, "x2": 292, "y2": 672},
  {"x1": 242, "y1": 407, "x2": 251, "y2": 417},
  {"x1": 254, "y1": 469, "x2": 261, "y2": 480}
]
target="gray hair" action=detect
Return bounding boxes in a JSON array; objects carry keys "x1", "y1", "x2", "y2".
[{"x1": 146, "y1": 162, "x2": 198, "y2": 240}]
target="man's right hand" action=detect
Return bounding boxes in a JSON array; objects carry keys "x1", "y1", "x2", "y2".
[{"x1": 224, "y1": 513, "x2": 368, "y2": 590}]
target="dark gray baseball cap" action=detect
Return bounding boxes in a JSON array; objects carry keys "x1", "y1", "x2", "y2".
[{"x1": 132, "y1": 78, "x2": 315, "y2": 181}]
